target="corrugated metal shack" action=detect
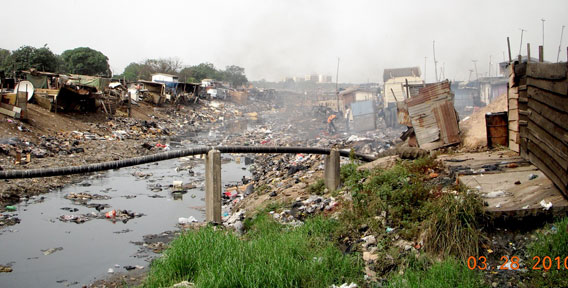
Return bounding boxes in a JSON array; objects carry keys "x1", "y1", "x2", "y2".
[
  {"x1": 137, "y1": 80, "x2": 166, "y2": 105},
  {"x1": 351, "y1": 100, "x2": 376, "y2": 132},
  {"x1": 404, "y1": 81, "x2": 460, "y2": 150},
  {"x1": 508, "y1": 61, "x2": 568, "y2": 197}
]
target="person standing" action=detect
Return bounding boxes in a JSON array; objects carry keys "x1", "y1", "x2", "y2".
[
  {"x1": 344, "y1": 106, "x2": 351, "y2": 132},
  {"x1": 327, "y1": 114, "x2": 337, "y2": 134}
]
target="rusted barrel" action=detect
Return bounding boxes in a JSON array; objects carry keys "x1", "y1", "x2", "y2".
[{"x1": 486, "y1": 112, "x2": 508, "y2": 148}]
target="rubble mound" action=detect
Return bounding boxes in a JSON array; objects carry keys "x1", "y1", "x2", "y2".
[{"x1": 460, "y1": 93, "x2": 507, "y2": 149}]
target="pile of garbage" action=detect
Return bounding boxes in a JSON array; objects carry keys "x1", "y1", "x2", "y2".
[
  {"x1": 59, "y1": 209, "x2": 144, "y2": 224},
  {"x1": 270, "y1": 195, "x2": 339, "y2": 224},
  {"x1": 64, "y1": 193, "x2": 111, "y2": 204},
  {"x1": 0, "y1": 211, "x2": 20, "y2": 227}
]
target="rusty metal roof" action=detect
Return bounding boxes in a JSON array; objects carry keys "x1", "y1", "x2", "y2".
[{"x1": 405, "y1": 80, "x2": 460, "y2": 149}]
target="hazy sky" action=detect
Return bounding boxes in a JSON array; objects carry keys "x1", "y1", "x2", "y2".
[{"x1": 2, "y1": 0, "x2": 567, "y2": 83}]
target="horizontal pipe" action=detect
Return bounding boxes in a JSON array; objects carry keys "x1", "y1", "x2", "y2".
[{"x1": 0, "y1": 146, "x2": 375, "y2": 179}]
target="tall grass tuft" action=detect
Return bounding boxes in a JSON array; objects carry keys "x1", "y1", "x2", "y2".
[
  {"x1": 526, "y1": 217, "x2": 568, "y2": 288},
  {"x1": 386, "y1": 257, "x2": 488, "y2": 288},
  {"x1": 424, "y1": 188, "x2": 485, "y2": 259},
  {"x1": 143, "y1": 215, "x2": 362, "y2": 288}
]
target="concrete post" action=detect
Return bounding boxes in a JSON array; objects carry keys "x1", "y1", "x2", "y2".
[
  {"x1": 324, "y1": 148, "x2": 340, "y2": 192},
  {"x1": 205, "y1": 149, "x2": 221, "y2": 223}
]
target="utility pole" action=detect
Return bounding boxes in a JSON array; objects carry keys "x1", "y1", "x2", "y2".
[
  {"x1": 472, "y1": 60, "x2": 479, "y2": 80},
  {"x1": 424, "y1": 56, "x2": 427, "y2": 82},
  {"x1": 558, "y1": 25, "x2": 565, "y2": 62},
  {"x1": 433, "y1": 40, "x2": 439, "y2": 82},
  {"x1": 488, "y1": 55, "x2": 492, "y2": 77},
  {"x1": 541, "y1": 18, "x2": 546, "y2": 47},
  {"x1": 519, "y1": 28, "x2": 526, "y2": 56},
  {"x1": 335, "y1": 57, "x2": 340, "y2": 112}
]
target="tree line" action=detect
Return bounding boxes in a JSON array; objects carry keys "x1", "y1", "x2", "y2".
[
  {"x1": 120, "y1": 59, "x2": 248, "y2": 87},
  {"x1": 0, "y1": 45, "x2": 111, "y2": 77},
  {"x1": 0, "y1": 45, "x2": 248, "y2": 88}
]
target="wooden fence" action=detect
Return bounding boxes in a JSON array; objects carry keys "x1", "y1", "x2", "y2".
[{"x1": 509, "y1": 62, "x2": 568, "y2": 197}]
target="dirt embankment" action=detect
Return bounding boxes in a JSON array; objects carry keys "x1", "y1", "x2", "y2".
[{"x1": 460, "y1": 92, "x2": 507, "y2": 149}]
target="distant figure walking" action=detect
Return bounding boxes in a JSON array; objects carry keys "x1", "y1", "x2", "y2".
[
  {"x1": 327, "y1": 114, "x2": 337, "y2": 134},
  {"x1": 344, "y1": 106, "x2": 351, "y2": 132}
]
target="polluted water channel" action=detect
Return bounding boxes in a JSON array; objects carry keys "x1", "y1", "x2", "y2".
[{"x1": 0, "y1": 146, "x2": 251, "y2": 287}]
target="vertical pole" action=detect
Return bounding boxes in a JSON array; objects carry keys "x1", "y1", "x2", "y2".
[
  {"x1": 539, "y1": 46, "x2": 544, "y2": 62},
  {"x1": 335, "y1": 57, "x2": 340, "y2": 112},
  {"x1": 519, "y1": 29, "x2": 525, "y2": 56},
  {"x1": 507, "y1": 37, "x2": 512, "y2": 62},
  {"x1": 205, "y1": 149, "x2": 221, "y2": 223},
  {"x1": 433, "y1": 40, "x2": 439, "y2": 82},
  {"x1": 557, "y1": 25, "x2": 565, "y2": 62},
  {"x1": 424, "y1": 56, "x2": 427, "y2": 83},
  {"x1": 527, "y1": 43, "x2": 531, "y2": 62},
  {"x1": 128, "y1": 91, "x2": 132, "y2": 118},
  {"x1": 541, "y1": 18, "x2": 546, "y2": 47},
  {"x1": 324, "y1": 148, "x2": 340, "y2": 192}
]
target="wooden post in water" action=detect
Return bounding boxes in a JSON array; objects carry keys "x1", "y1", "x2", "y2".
[{"x1": 205, "y1": 149, "x2": 221, "y2": 223}]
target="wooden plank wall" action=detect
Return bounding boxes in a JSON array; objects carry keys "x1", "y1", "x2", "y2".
[
  {"x1": 507, "y1": 64, "x2": 520, "y2": 152},
  {"x1": 515, "y1": 62, "x2": 568, "y2": 197}
]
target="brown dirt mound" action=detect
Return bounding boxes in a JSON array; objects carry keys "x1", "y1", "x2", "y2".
[{"x1": 460, "y1": 93, "x2": 507, "y2": 148}]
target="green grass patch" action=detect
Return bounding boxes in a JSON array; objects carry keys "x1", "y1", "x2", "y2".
[
  {"x1": 526, "y1": 217, "x2": 568, "y2": 288},
  {"x1": 386, "y1": 257, "x2": 488, "y2": 288},
  {"x1": 254, "y1": 183, "x2": 270, "y2": 195},
  {"x1": 424, "y1": 186, "x2": 485, "y2": 259},
  {"x1": 308, "y1": 179, "x2": 326, "y2": 195},
  {"x1": 337, "y1": 157, "x2": 486, "y2": 278},
  {"x1": 143, "y1": 214, "x2": 363, "y2": 288}
]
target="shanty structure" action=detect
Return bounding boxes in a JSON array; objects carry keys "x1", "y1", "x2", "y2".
[
  {"x1": 404, "y1": 81, "x2": 460, "y2": 150},
  {"x1": 137, "y1": 80, "x2": 166, "y2": 105},
  {"x1": 339, "y1": 87, "x2": 375, "y2": 110},
  {"x1": 383, "y1": 67, "x2": 423, "y2": 108},
  {"x1": 478, "y1": 77, "x2": 508, "y2": 105},
  {"x1": 350, "y1": 100, "x2": 376, "y2": 132}
]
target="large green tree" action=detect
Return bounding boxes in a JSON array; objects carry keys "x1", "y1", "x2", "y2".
[
  {"x1": 61, "y1": 47, "x2": 111, "y2": 76},
  {"x1": 222, "y1": 65, "x2": 248, "y2": 87},
  {"x1": 178, "y1": 67, "x2": 197, "y2": 83},
  {"x1": 143, "y1": 58, "x2": 182, "y2": 75},
  {"x1": 189, "y1": 62, "x2": 221, "y2": 81},
  {"x1": 119, "y1": 58, "x2": 182, "y2": 81},
  {"x1": 9, "y1": 45, "x2": 60, "y2": 72},
  {"x1": 120, "y1": 62, "x2": 142, "y2": 81},
  {"x1": 0, "y1": 48, "x2": 11, "y2": 77}
]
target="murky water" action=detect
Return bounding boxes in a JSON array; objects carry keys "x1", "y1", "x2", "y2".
[{"x1": 0, "y1": 149, "x2": 250, "y2": 287}]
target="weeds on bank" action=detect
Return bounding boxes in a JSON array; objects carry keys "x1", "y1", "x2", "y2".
[
  {"x1": 338, "y1": 157, "x2": 486, "y2": 275},
  {"x1": 386, "y1": 257, "x2": 488, "y2": 288},
  {"x1": 526, "y1": 217, "x2": 568, "y2": 288},
  {"x1": 308, "y1": 179, "x2": 326, "y2": 195},
  {"x1": 424, "y1": 185, "x2": 484, "y2": 258},
  {"x1": 143, "y1": 214, "x2": 362, "y2": 288},
  {"x1": 254, "y1": 183, "x2": 270, "y2": 194}
]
